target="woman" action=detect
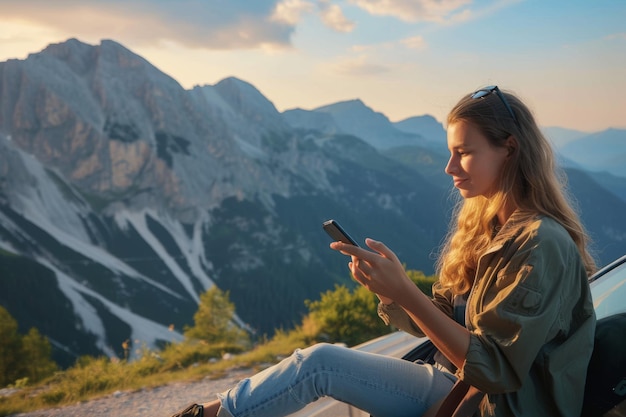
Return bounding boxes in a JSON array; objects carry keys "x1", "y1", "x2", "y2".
[{"x1": 169, "y1": 86, "x2": 596, "y2": 417}]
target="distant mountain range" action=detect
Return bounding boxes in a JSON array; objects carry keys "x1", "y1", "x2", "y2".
[{"x1": 0, "y1": 38, "x2": 624, "y2": 367}]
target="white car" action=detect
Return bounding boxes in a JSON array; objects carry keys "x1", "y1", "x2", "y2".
[{"x1": 290, "y1": 254, "x2": 626, "y2": 417}]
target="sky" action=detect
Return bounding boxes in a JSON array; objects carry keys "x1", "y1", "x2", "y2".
[{"x1": 0, "y1": 0, "x2": 624, "y2": 132}]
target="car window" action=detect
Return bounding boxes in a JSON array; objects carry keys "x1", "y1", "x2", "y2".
[{"x1": 590, "y1": 257, "x2": 626, "y2": 320}]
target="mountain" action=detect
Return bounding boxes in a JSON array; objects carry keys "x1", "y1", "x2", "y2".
[
  {"x1": 558, "y1": 128, "x2": 626, "y2": 178},
  {"x1": 562, "y1": 168, "x2": 626, "y2": 263},
  {"x1": 0, "y1": 39, "x2": 450, "y2": 367},
  {"x1": 0, "y1": 38, "x2": 624, "y2": 368},
  {"x1": 585, "y1": 171, "x2": 626, "y2": 202},
  {"x1": 282, "y1": 108, "x2": 338, "y2": 135},
  {"x1": 286, "y1": 99, "x2": 435, "y2": 150},
  {"x1": 542, "y1": 127, "x2": 626, "y2": 202},
  {"x1": 283, "y1": 104, "x2": 449, "y2": 184},
  {"x1": 542, "y1": 126, "x2": 589, "y2": 149},
  {"x1": 393, "y1": 115, "x2": 447, "y2": 146}
]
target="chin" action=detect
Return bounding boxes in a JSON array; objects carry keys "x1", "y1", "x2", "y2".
[{"x1": 457, "y1": 189, "x2": 476, "y2": 198}]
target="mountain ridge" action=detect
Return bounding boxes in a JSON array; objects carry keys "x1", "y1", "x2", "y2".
[{"x1": 0, "y1": 38, "x2": 624, "y2": 367}]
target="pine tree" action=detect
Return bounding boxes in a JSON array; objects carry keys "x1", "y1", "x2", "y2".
[
  {"x1": 184, "y1": 286, "x2": 249, "y2": 346},
  {"x1": 20, "y1": 327, "x2": 58, "y2": 382},
  {"x1": 0, "y1": 306, "x2": 57, "y2": 387},
  {"x1": 0, "y1": 306, "x2": 22, "y2": 386}
]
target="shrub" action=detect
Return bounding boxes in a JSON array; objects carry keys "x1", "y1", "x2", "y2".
[
  {"x1": 305, "y1": 285, "x2": 390, "y2": 346},
  {"x1": 184, "y1": 287, "x2": 250, "y2": 347},
  {"x1": 0, "y1": 307, "x2": 57, "y2": 387}
]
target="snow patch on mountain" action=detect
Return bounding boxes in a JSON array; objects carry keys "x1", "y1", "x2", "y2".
[
  {"x1": 50, "y1": 261, "x2": 183, "y2": 358},
  {"x1": 11, "y1": 146, "x2": 92, "y2": 243},
  {"x1": 234, "y1": 135, "x2": 268, "y2": 159},
  {"x1": 52, "y1": 263, "x2": 110, "y2": 355},
  {"x1": 1, "y1": 140, "x2": 188, "y2": 298},
  {"x1": 114, "y1": 210, "x2": 214, "y2": 302}
]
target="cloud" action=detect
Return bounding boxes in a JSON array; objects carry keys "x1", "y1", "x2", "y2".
[
  {"x1": 0, "y1": 0, "x2": 298, "y2": 50},
  {"x1": 326, "y1": 54, "x2": 391, "y2": 76},
  {"x1": 318, "y1": 1, "x2": 356, "y2": 32},
  {"x1": 401, "y1": 35, "x2": 427, "y2": 50},
  {"x1": 271, "y1": 0, "x2": 315, "y2": 25},
  {"x1": 347, "y1": 0, "x2": 472, "y2": 23},
  {"x1": 0, "y1": 0, "x2": 362, "y2": 51},
  {"x1": 351, "y1": 35, "x2": 427, "y2": 54},
  {"x1": 604, "y1": 33, "x2": 626, "y2": 41},
  {"x1": 270, "y1": 0, "x2": 355, "y2": 33}
]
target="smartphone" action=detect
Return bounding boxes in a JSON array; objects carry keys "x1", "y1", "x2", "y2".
[{"x1": 322, "y1": 219, "x2": 359, "y2": 247}]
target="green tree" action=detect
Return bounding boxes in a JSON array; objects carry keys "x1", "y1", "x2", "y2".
[
  {"x1": 305, "y1": 284, "x2": 390, "y2": 346},
  {"x1": 302, "y1": 269, "x2": 437, "y2": 347},
  {"x1": 184, "y1": 286, "x2": 250, "y2": 346},
  {"x1": 0, "y1": 306, "x2": 57, "y2": 387},
  {"x1": 0, "y1": 306, "x2": 22, "y2": 386},
  {"x1": 20, "y1": 327, "x2": 58, "y2": 382},
  {"x1": 406, "y1": 269, "x2": 437, "y2": 297}
]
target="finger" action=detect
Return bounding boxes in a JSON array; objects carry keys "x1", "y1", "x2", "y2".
[
  {"x1": 353, "y1": 257, "x2": 373, "y2": 275},
  {"x1": 365, "y1": 238, "x2": 400, "y2": 262},
  {"x1": 350, "y1": 257, "x2": 373, "y2": 277},
  {"x1": 330, "y1": 241, "x2": 368, "y2": 258},
  {"x1": 330, "y1": 241, "x2": 385, "y2": 266},
  {"x1": 350, "y1": 262, "x2": 367, "y2": 285}
]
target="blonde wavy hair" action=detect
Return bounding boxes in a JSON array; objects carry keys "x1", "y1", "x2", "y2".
[{"x1": 436, "y1": 87, "x2": 596, "y2": 294}]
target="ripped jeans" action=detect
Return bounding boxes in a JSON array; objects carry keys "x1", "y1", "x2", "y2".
[{"x1": 216, "y1": 342, "x2": 457, "y2": 417}]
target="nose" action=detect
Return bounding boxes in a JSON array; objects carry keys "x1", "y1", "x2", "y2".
[{"x1": 445, "y1": 155, "x2": 457, "y2": 176}]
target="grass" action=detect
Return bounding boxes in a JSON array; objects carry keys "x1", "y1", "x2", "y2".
[
  {"x1": 0, "y1": 331, "x2": 312, "y2": 417},
  {"x1": 0, "y1": 273, "x2": 434, "y2": 416}
]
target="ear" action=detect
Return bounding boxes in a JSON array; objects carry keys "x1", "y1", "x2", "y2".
[{"x1": 505, "y1": 135, "x2": 518, "y2": 157}]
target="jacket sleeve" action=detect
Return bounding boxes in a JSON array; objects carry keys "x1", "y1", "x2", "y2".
[
  {"x1": 458, "y1": 224, "x2": 594, "y2": 394},
  {"x1": 377, "y1": 281, "x2": 456, "y2": 337}
]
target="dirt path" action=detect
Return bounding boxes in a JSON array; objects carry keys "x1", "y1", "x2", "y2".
[{"x1": 10, "y1": 368, "x2": 255, "y2": 417}]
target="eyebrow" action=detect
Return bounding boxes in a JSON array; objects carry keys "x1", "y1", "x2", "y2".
[{"x1": 449, "y1": 142, "x2": 473, "y2": 150}]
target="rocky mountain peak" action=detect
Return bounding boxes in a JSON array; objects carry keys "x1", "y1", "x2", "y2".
[
  {"x1": 289, "y1": 98, "x2": 425, "y2": 149},
  {"x1": 213, "y1": 76, "x2": 289, "y2": 133},
  {"x1": 1, "y1": 38, "x2": 624, "y2": 369}
]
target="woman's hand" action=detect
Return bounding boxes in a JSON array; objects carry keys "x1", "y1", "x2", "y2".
[
  {"x1": 332, "y1": 237, "x2": 470, "y2": 368},
  {"x1": 330, "y1": 238, "x2": 415, "y2": 304}
]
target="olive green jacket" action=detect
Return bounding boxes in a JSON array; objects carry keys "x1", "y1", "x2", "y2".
[{"x1": 378, "y1": 211, "x2": 595, "y2": 416}]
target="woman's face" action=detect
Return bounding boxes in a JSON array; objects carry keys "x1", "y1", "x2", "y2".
[{"x1": 445, "y1": 121, "x2": 510, "y2": 199}]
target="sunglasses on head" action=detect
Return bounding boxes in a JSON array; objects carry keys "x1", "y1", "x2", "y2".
[{"x1": 471, "y1": 85, "x2": 519, "y2": 126}]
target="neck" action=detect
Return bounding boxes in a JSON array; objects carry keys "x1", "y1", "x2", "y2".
[{"x1": 496, "y1": 201, "x2": 517, "y2": 226}]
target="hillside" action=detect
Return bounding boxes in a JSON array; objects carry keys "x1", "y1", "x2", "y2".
[{"x1": 0, "y1": 38, "x2": 624, "y2": 367}]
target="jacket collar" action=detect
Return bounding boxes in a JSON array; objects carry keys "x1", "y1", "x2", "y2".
[{"x1": 482, "y1": 209, "x2": 538, "y2": 257}]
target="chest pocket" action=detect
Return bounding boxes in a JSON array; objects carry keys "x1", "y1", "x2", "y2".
[
  {"x1": 504, "y1": 284, "x2": 542, "y2": 316},
  {"x1": 491, "y1": 263, "x2": 541, "y2": 316}
]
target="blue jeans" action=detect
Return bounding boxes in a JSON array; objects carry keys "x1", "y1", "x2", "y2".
[{"x1": 217, "y1": 342, "x2": 457, "y2": 417}]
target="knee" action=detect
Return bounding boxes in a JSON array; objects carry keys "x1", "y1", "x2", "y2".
[
  {"x1": 295, "y1": 343, "x2": 345, "y2": 367},
  {"x1": 290, "y1": 343, "x2": 347, "y2": 393}
]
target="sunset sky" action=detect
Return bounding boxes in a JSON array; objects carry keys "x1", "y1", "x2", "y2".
[{"x1": 0, "y1": 0, "x2": 624, "y2": 132}]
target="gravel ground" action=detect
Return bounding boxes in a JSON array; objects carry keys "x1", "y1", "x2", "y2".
[{"x1": 9, "y1": 368, "x2": 256, "y2": 417}]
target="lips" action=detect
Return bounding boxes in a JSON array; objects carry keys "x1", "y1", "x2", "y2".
[{"x1": 453, "y1": 178, "x2": 467, "y2": 187}]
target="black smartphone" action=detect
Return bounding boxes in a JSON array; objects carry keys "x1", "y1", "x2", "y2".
[{"x1": 322, "y1": 219, "x2": 359, "y2": 246}]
